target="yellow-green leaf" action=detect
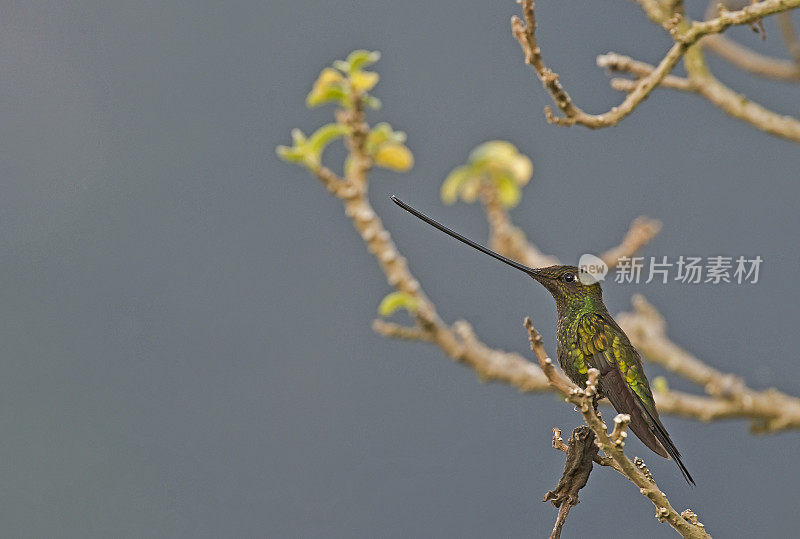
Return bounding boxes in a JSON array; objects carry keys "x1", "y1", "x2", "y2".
[
  {"x1": 307, "y1": 123, "x2": 349, "y2": 165},
  {"x1": 366, "y1": 123, "x2": 406, "y2": 154},
  {"x1": 440, "y1": 166, "x2": 472, "y2": 205},
  {"x1": 276, "y1": 145, "x2": 305, "y2": 164},
  {"x1": 346, "y1": 50, "x2": 381, "y2": 72},
  {"x1": 495, "y1": 173, "x2": 522, "y2": 207},
  {"x1": 306, "y1": 68, "x2": 346, "y2": 108},
  {"x1": 469, "y1": 140, "x2": 518, "y2": 167},
  {"x1": 350, "y1": 70, "x2": 379, "y2": 93},
  {"x1": 318, "y1": 67, "x2": 344, "y2": 85},
  {"x1": 306, "y1": 85, "x2": 346, "y2": 108},
  {"x1": 460, "y1": 176, "x2": 480, "y2": 203},
  {"x1": 378, "y1": 291, "x2": 419, "y2": 316},
  {"x1": 440, "y1": 140, "x2": 533, "y2": 206},
  {"x1": 366, "y1": 122, "x2": 392, "y2": 148},
  {"x1": 509, "y1": 154, "x2": 533, "y2": 185},
  {"x1": 332, "y1": 60, "x2": 351, "y2": 73},
  {"x1": 362, "y1": 95, "x2": 382, "y2": 110},
  {"x1": 277, "y1": 129, "x2": 310, "y2": 166},
  {"x1": 374, "y1": 143, "x2": 413, "y2": 172},
  {"x1": 290, "y1": 128, "x2": 307, "y2": 145},
  {"x1": 277, "y1": 124, "x2": 347, "y2": 170}
]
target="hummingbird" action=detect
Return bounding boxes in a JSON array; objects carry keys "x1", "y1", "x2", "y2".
[{"x1": 390, "y1": 195, "x2": 694, "y2": 485}]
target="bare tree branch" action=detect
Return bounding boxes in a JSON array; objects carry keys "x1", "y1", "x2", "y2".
[
  {"x1": 680, "y1": 0, "x2": 800, "y2": 43},
  {"x1": 599, "y1": 216, "x2": 663, "y2": 268},
  {"x1": 702, "y1": 33, "x2": 800, "y2": 80},
  {"x1": 705, "y1": 8, "x2": 800, "y2": 80},
  {"x1": 598, "y1": 48, "x2": 800, "y2": 143},
  {"x1": 511, "y1": 0, "x2": 689, "y2": 128},
  {"x1": 684, "y1": 46, "x2": 800, "y2": 143},
  {"x1": 479, "y1": 186, "x2": 559, "y2": 268},
  {"x1": 633, "y1": 0, "x2": 672, "y2": 25},
  {"x1": 598, "y1": 52, "x2": 695, "y2": 90},
  {"x1": 778, "y1": 10, "x2": 800, "y2": 63},
  {"x1": 513, "y1": 0, "x2": 800, "y2": 142}
]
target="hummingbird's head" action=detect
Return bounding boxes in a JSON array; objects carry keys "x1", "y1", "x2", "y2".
[{"x1": 528, "y1": 264, "x2": 603, "y2": 311}]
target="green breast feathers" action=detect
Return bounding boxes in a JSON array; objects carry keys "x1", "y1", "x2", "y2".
[{"x1": 562, "y1": 311, "x2": 656, "y2": 414}]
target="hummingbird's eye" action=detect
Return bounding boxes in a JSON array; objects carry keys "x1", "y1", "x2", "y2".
[{"x1": 561, "y1": 272, "x2": 576, "y2": 283}]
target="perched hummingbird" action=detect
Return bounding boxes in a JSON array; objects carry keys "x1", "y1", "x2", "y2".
[{"x1": 391, "y1": 196, "x2": 694, "y2": 485}]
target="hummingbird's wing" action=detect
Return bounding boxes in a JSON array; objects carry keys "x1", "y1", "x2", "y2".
[{"x1": 577, "y1": 312, "x2": 695, "y2": 485}]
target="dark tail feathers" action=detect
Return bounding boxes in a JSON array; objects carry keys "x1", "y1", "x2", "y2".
[
  {"x1": 637, "y1": 399, "x2": 696, "y2": 486},
  {"x1": 600, "y1": 368, "x2": 695, "y2": 485}
]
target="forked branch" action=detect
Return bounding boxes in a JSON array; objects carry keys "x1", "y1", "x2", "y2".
[
  {"x1": 598, "y1": 49, "x2": 800, "y2": 144},
  {"x1": 512, "y1": 0, "x2": 800, "y2": 144},
  {"x1": 511, "y1": 0, "x2": 689, "y2": 128}
]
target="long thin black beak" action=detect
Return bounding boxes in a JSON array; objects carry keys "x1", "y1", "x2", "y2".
[{"x1": 390, "y1": 195, "x2": 542, "y2": 277}]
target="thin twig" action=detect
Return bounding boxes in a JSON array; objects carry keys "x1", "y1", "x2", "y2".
[
  {"x1": 480, "y1": 186, "x2": 558, "y2": 268},
  {"x1": 679, "y1": 0, "x2": 800, "y2": 44},
  {"x1": 598, "y1": 53, "x2": 695, "y2": 90},
  {"x1": 694, "y1": 3, "x2": 800, "y2": 81},
  {"x1": 685, "y1": 45, "x2": 800, "y2": 143},
  {"x1": 599, "y1": 216, "x2": 663, "y2": 268},
  {"x1": 702, "y1": 33, "x2": 800, "y2": 80},
  {"x1": 372, "y1": 319, "x2": 433, "y2": 341},
  {"x1": 633, "y1": 0, "x2": 670, "y2": 25},
  {"x1": 598, "y1": 48, "x2": 800, "y2": 144},
  {"x1": 778, "y1": 10, "x2": 800, "y2": 63}
]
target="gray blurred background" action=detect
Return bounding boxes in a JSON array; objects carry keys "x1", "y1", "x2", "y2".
[{"x1": 0, "y1": 1, "x2": 798, "y2": 537}]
